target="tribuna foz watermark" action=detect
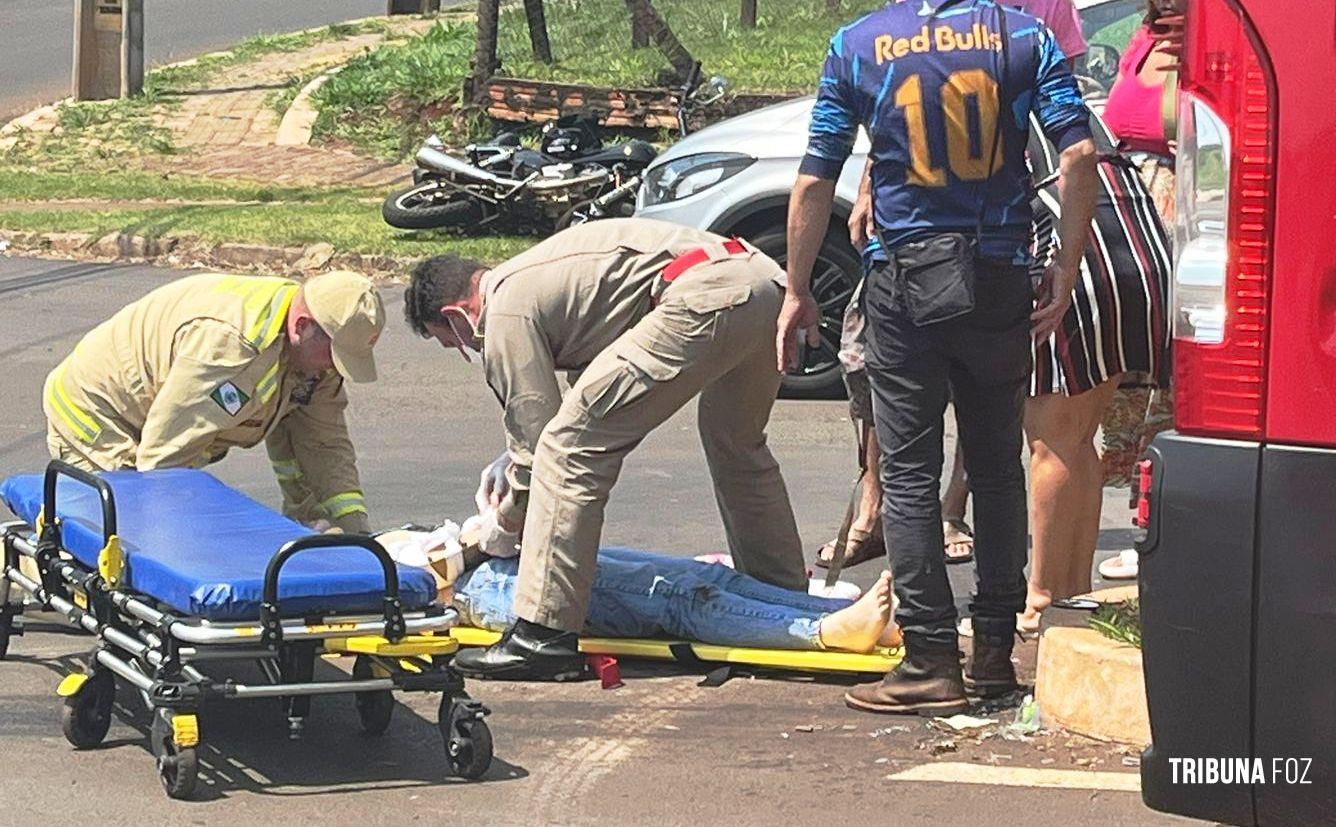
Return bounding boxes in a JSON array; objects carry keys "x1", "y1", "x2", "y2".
[{"x1": 1170, "y1": 757, "x2": 1313, "y2": 785}]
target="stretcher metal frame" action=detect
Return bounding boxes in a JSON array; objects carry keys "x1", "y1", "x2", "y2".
[{"x1": 0, "y1": 461, "x2": 494, "y2": 799}]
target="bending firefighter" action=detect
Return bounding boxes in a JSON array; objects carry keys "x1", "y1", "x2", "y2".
[
  {"x1": 404, "y1": 218, "x2": 808, "y2": 680},
  {"x1": 43, "y1": 271, "x2": 385, "y2": 533}
]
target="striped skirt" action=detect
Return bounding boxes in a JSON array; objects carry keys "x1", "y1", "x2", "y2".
[{"x1": 1027, "y1": 113, "x2": 1173, "y2": 396}]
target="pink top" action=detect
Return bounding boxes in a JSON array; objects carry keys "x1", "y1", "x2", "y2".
[
  {"x1": 1102, "y1": 26, "x2": 1172, "y2": 155},
  {"x1": 1010, "y1": 0, "x2": 1088, "y2": 60}
]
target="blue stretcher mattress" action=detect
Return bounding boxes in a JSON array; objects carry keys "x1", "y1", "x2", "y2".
[{"x1": 0, "y1": 469, "x2": 436, "y2": 622}]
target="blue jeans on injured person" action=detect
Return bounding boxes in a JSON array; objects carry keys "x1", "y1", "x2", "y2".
[{"x1": 453, "y1": 547, "x2": 852, "y2": 650}]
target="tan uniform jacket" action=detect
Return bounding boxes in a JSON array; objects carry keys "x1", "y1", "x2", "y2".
[
  {"x1": 479, "y1": 218, "x2": 782, "y2": 500},
  {"x1": 43, "y1": 273, "x2": 370, "y2": 532}
]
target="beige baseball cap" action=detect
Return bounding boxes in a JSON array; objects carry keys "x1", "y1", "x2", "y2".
[{"x1": 303, "y1": 271, "x2": 385, "y2": 383}]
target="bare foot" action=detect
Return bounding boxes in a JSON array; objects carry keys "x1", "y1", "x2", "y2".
[
  {"x1": 877, "y1": 589, "x2": 903, "y2": 648},
  {"x1": 818, "y1": 571, "x2": 893, "y2": 653}
]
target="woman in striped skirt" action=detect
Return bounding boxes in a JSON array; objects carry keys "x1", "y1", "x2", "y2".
[{"x1": 1021, "y1": 110, "x2": 1171, "y2": 629}]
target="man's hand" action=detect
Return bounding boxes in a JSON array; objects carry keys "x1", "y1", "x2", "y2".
[
  {"x1": 776, "y1": 290, "x2": 821, "y2": 373},
  {"x1": 475, "y1": 451, "x2": 511, "y2": 514},
  {"x1": 1031, "y1": 261, "x2": 1077, "y2": 341},
  {"x1": 848, "y1": 189, "x2": 874, "y2": 251}
]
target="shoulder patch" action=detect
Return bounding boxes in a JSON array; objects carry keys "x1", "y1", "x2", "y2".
[{"x1": 210, "y1": 381, "x2": 249, "y2": 416}]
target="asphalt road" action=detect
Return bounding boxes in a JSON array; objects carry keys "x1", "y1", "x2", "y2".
[
  {"x1": 0, "y1": 256, "x2": 1187, "y2": 825},
  {"x1": 0, "y1": 0, "x2": 388, "y2": 121}
]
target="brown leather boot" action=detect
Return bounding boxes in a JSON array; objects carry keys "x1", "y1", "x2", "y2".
[
  {"x1": 964, "y1": 618, "x2": 1021, "y2": 698},
  {"x1": 844, "y1": 642, "x2": 969, "y2": 715}
]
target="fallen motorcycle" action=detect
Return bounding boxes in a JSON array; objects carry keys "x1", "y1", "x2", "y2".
[{"x1": 381, "y1": 64, "x2": 728, "y2": 235}]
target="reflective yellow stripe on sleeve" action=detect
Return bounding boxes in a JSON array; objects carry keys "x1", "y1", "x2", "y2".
[
  {"x1": 320, "y1": 491, "x2": 367, "y2": 520},
  {"x1": 46, "y1": 364, "x2": 102, "y2": 444},
  {"x1": 255, "y1": 360, "x2": 282, "y2": 405},
  {"x1": 271, "y1": 458, "x2": 302, "y2": 482},
  {"x1": 247, "y1": 285, "x2": 298, "y2": 350}
]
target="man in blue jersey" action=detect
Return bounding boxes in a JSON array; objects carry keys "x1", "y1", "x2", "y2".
[{"x1": 778, "y1": 0, "x2": 1098, "y2": 714}]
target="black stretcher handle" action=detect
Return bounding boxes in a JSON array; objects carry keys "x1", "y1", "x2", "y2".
[
  {"x1": 43, "y1": 459, "x2": 117, "y2": 544},
  {"x1": 259, "y1": 534, "x2": 406, "y2": 648}
]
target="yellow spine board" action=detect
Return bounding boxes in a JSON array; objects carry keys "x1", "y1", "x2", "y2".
[{"x1": 447, "y1": 627, "x2": 903, "y2": 675}]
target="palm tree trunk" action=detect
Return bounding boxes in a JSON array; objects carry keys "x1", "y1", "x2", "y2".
[
  {"x1": 741, "y1": 0, "x2": 757, "y2": 28},
  {"x1": 623, "y1": 0, "x2": 696, "y2": 81},
  {"x1": 467, "y1": 0, "x2": 502, "y2": 103},
  {"x1": 523, "y1": 0, "x2": 555, "y2": 64}
]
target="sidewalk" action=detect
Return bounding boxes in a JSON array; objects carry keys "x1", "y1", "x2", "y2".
[{"x1": 4, "y1": 16, "x2": 442, "y2": 190}]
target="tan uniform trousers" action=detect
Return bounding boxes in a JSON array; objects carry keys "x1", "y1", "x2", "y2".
[{"x1": 513, "y1": 262, "x2": 807, "y2": 632}]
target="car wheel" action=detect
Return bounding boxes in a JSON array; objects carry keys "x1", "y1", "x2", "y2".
[{"x1": 749, "y1": 229, "x2": 858, "y2": 399}]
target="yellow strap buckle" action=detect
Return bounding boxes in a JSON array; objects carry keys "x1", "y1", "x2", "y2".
[{"x1": 98, "y1": 535, "x2": 124, "y2": 589}]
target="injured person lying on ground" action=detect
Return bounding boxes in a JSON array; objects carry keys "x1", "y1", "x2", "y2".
[{"x1": 379, "y1": 519, "x2": 900, "y2": 680}]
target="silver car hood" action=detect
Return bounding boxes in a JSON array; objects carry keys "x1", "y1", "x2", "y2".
[{"x1": 655, "y1": 95, "x2": 821, "y2": 165}]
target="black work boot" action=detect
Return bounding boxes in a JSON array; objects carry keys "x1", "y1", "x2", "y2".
[
  {"x1": 844, "y1": 639, "x2": 969, "y2": 716},
  {"x1": 964, "y1": 617, "x2": 1021, "y2": 698},
  {"x1": 453, "y1": 619, "x2": 585, "y2": 682}
]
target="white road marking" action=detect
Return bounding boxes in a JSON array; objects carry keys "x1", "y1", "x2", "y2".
[{"x1": 887, "y1": 762, "x2": 1141, "y2": 792}]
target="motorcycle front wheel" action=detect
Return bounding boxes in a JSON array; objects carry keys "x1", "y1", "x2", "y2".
[{"x1": 382, "y1": 181, "x2": 485, "y2": 230}]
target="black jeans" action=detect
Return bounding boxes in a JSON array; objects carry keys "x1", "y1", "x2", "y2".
[{"x1": 863, "y1": 259, "x2": 1032, "y2": 648}]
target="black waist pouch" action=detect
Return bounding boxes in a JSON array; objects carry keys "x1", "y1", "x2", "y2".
[{"x1": 881, "y1": 233, "x2": 977, "y2": 327}]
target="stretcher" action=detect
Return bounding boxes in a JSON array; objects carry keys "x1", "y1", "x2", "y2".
[
  {"x1": 449, "y1": 626, "x2": 903, "y2": 687},
  {"x1": 0, "y1": 462, "x2": 493, "y2": 800}
]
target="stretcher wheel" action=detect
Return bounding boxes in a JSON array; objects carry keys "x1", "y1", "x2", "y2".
[
  {"x1": 352, "y1": 655, "x2": 395, "y2": 736},
  {"x1": 151, "y1": 710, "x2": 198, "y2": 800},
  {"x1": 61, "y1": 671, "x2": 115, "y2": 749},
  {"x1": 440, "y1": 696, "x2": 493, "y2": 780}
]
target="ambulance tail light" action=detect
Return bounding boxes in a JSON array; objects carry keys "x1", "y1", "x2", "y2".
[{"x1": 1171, "y1": 0, "x2": 1276, "y2": 440}]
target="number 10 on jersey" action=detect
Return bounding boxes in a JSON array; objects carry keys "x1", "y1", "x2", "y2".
[{"x1": 895, "y1": 69, "x2": 1002, "y2": 187}]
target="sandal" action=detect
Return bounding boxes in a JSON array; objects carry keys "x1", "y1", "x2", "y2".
[
  {"x1": 1098, "y1": 549, "x2": 1139, "y2": 580},
  {"x1": 813, "y1": 526, "x2": 885, "y2": 570},
  {"x1": 943, "y1": 518, "x2": 974, "y2": 565}
]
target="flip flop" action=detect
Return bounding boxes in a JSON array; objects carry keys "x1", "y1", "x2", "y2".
[
  {"x1": 813, "y1": 527, "x2": 886, "y2": 570},
  {"x1": 943, "y1": 519, "x2": 974, "y2": 565},
  {"x1": 1098, "y1": 549, "x2": 1139, "y2": 580}
]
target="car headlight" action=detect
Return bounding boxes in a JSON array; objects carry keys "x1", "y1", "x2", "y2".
[{"x1": 641, "y1": 152, "x2": 755, "y2": 207}]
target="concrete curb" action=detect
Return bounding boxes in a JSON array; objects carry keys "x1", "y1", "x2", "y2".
[
  {"x1": 0, "y1": 230, "x2": 412, "y2": 283},
  {"x1": 1034, "y1": 626, "x2": 1150, "y2": 746},
  {"x1": 275, "y1": 68, "x2": 343, "y2": 147}
]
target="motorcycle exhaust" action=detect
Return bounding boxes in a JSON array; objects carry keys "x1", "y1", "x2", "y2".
[
  {"x1": 416, "y1": 145, "x2": 519, "y2": 187},
  {"x1": 527, "y1": 168, "x2": 612, "y2": 192}
]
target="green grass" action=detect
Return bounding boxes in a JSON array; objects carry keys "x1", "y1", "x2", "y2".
[
  {"x1": 1088, "y1": 599, "x2": 1142, "y2": 649},
  {"x1": 0, "y1": 202, "x2": 532, "y2": 263},
  {"x1": 313, "y1": 20, "x2": 481, "y2": 160},
  {"x1": 498, "y1": 0, "x2": 882, "y2": 91},
  {"x1": 314, "y1": 0, "x2": 883, "y2": 160},
  {"x1": 0, "y1": 167, "x2": 377, "y2": 204}
]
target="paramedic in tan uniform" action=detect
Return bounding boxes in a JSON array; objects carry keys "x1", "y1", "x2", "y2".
[
  {"x1": 403, "y1": 218, "x2": 807, "y2": 680},
  {"x1": 43, "y1": 270, "x2": 385, "y2": 534}
]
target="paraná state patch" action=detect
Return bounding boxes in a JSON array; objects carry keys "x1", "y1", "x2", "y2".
[{"x1": 210, "y1": 381, "x2": 249, "y2": 416}]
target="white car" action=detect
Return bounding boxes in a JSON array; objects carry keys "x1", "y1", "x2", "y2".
[{"x1": 635, "y1": 0, "x2": 1141, "y2": 396}]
